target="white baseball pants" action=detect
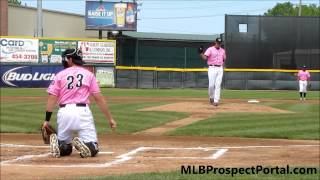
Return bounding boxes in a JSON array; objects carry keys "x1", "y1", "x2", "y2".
[
  {"x1": 299, "y1": 80, "x2": 308, "y2": 92},
  {"x1": 208, "y1": 66, "x2": 223, "y2": 103},
  {"x1": 57, "y1": 104, "x2": 98, "y2": 143}
]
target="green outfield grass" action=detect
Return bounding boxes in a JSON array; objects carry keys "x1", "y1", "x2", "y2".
[
  {"x1": 73, "y1": 169, "x2": 320, "y2": 180},
  {"x1": 1, "y1": 88, "x2": 319, "y2": 139},
  {"x1": 1, "y1": 88, "x2": 320, "y2": 99},
  {"x1": 0, "y1": 100, "x2": 187, "y2": 134},
  {"x1": 168, "y1": 102, "x2": 320, "y2": 140}
]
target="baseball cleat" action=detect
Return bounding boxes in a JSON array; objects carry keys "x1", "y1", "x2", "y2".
[
  {"x1": 50, "y1": 134, "x2": 60, "y2": 158},
  {"x1": 209, "y1": 98, "x2": 214, "y2": 105},
  {"x1": 73, "y1": 137, "x2": 91, "y2": 158},
  {"x1": 213, "y1": 102, "x2": 219, "y2": 106}
]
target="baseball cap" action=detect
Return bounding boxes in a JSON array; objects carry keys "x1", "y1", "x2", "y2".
[{"x1": 215, "y1": 38, "x2": 222, "y2": 44}]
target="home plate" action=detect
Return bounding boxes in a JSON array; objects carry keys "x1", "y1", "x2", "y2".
[{"x1": 248, "y1": 99, "x2": 260, "y2": 103}]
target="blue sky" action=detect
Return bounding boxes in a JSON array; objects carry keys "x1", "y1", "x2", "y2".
[{"x1": 20, "y1": 0, "x2": 319, "y2": 35}]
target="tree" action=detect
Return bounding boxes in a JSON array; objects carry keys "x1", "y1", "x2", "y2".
[
  {"x1": 8, "y1": 0, "x2": 21, "y2": 6},
  {"x1": 264, "y1": 2, "x2": 320, "y2": 16}
]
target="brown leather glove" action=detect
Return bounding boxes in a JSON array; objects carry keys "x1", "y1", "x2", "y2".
[{"x1": 41, "y1": 122, "x2": 56, "y2": 144}]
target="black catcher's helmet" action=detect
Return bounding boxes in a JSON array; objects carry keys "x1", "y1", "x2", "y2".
[{"x1": 61, "y1": 48, "x2": 84, "y2": 68}]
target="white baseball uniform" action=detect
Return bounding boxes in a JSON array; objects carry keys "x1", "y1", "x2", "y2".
[
  {"x1": 204, "y1": 46, "x2": 226, "y2": 103},
  {"x1": 298, "y1": 70, "x2": 311, "y2": 93}
]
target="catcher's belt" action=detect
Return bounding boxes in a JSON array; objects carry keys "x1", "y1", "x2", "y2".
[{"x1": 59, "y1": 103, "x2": 87, "y2": 108}]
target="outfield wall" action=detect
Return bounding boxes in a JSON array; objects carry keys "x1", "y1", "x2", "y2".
[
  {"x1": 115, "y1": 67, "x2": 320, "y2": 90},
  {"x1": 1, "y1": 64, "x2": 318, "y2": 90},
  {"x1": 0, "y1": 64, "x2": 115, "y2": 88}
]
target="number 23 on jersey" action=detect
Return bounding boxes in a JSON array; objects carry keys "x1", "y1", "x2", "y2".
[{"x1": 67, "y1": 74, "x2": 84, "y2": 89}]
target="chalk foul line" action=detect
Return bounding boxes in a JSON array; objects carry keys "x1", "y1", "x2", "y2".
[{"x1": 1, "y1": 144, "x2": 319, "y2": 168}]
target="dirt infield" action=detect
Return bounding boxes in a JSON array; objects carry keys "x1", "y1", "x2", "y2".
[
  {"x1": 137, "y1": 102, "x2": 291, "y2": 135},
  {"x1": 1, "y1": 134, "x2": 319, "y2": 180}
]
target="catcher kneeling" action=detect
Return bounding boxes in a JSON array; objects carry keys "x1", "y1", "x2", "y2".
[{"x1": 41, "y1": 48, "x2": 116, "y2": 158}]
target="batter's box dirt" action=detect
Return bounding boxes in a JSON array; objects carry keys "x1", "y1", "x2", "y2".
[
  {"x1": 8, "y1": 152, "x2": 116, "y2": 165},
  {"x1": 1, "y1": 134, "x2": 319, "y2": 180},
  {"x1": 136, "y1": 147, "x2": 227, "y2": 160},
  {"x1": 0, "y1": 146, "x2": 47, "y2": 162},
  {"x1": 0, "y1": 145, "x2": 227, "y2": 168}
]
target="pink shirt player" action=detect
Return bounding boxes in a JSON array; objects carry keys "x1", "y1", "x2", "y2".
[
  {"x1": 47, "y1": 66, "x2": 100, "y2": 105},
  {"x1": 204, "y1": 47, "x2": 226, "y2": 66},
  {"x1": 297, "y1": 70, "x2": 310, "y2": 81}
]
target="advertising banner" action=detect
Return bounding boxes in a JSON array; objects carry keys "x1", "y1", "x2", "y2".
[
  {"x1": 78, "y1": 41, "x2": 115, "y2": 63},
  {"x1": 95, "y1": 67, "x2": 115, "y2": 87},
  {"x1": 39, "y1": 39, "x2": 77, "y2": 63},
  {"x1": 0, "y1": 65, "x2": 63, "y2": 87},
  {"x1": 83, "y1": 66, "x2": 94, "y2": 73},
  {"x1": 85, "y1": 1, "x2": 137, "y2": 31},
  {"x1": 0, "y1": 37, "x2": 39, "y2": 63}
]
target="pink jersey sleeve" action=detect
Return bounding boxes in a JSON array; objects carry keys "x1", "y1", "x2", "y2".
[
  {"x1": 223, "y1": 48, "x2": 226, "y2": 61},
  {"x1": 204, "y1": 47, "x2": 212, "y2": 57},
  {"x1": 307, "y1": 71, "x2": 311, "y2": 78},
  {"x1": 298, "y1": 70, "x2": 303, "y2": 78},
  {"x1": 47, "y1": 73, "x2": 61, "y2": 96},
  {"x1": 89, "y1": 74, "x2": 100, "y2": 94}
]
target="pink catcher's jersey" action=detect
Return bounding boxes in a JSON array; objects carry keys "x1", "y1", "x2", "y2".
[{"x1": 47, "y1": 66, "x2": 100, "y2": 105}]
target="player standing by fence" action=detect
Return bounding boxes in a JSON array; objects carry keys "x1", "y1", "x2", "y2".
[
  {"x1": 297, "y1": 65, "x2": 311, "y2": 101},
  {"x1": 198, "y1": 38, "x2": 226, "y2": 106}
]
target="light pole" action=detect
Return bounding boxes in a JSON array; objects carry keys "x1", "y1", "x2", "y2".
[
  {"x1": 298, "y1": 0, "x2": 302, "y2": 16},
  {"x1": 36, "y1": 0, "x2": 43, "y2": 37}
]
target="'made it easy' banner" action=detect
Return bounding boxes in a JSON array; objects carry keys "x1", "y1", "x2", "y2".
[{"x1": 0, "y1": 65, "x2": 63, "y2": 87}]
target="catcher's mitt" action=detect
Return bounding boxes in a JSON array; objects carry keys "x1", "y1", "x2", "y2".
[
  {"x1": 198, "y1": 46, "x2": 204, "y2": 54},
  {"x1": 41, "y1": 123, "x2": 56, "y2": 144}
]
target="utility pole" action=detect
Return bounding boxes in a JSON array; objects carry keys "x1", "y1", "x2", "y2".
[
  {"x1": 298, "y1": 0, "x2": 302, "y2": 16},
  {"x1": 98, "y1": 0, "x2": 103, "y2": 39},
  {"x1": 36, "y1": 0, "x2": 43, "y2": 37},
  {"x1": 0, "y1": 0, "x2": 8, "y2": 36}
]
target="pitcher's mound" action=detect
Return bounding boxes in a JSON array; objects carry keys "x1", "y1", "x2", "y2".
[{"x1": 140, "y1": 102, "x2": 291, "y2": 114}]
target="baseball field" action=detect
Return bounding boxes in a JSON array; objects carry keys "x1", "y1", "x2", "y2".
[{"x1": 0, "y1": 88, "x2": 319, "y2": 180}]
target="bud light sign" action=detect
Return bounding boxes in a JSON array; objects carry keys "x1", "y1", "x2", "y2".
[{"x1": 0, "y1": 65, "x2": 63, "y2": 87}]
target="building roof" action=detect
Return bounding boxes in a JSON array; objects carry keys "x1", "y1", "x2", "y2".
[{"x1": 122, "y1": 31, "x2": 220, "y2": 42}]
